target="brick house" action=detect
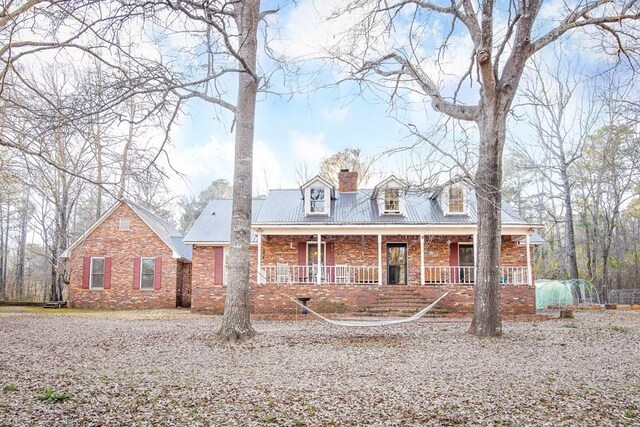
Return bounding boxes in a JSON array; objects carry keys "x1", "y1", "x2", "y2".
[
  {"x1": 63, "y1": 200, "x2": 192, "y2": 309},
  {"x1": 185, "y1": 170, "x2": 542, "y2": 316}
]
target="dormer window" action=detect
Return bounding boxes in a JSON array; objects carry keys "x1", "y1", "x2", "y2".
[
  {"x1": 301, "y1": 175, "x2": 333, "y2": 216},
  {"x1": 442, "y1": 184, "x2": 467, "y2": 215},
  {"x1": 448, "y1": 186, "x2": 465, "y2": 213},
  {"x1": 384, "y1": 189, "x2": 400, "y2": 213},
  {"x1": 373, "y1": 175, "x2": 407, "y2": 216},
  {"x1": 310, "y1": 188, "x2": 326, "y2": 213}
]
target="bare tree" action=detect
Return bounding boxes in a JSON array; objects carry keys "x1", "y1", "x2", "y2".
[
  {"x1": 511, "y1": 54, "x2": 602, "y2": 279},
  {"x1": 320, "y1": 148, "x2": 377, "y2": 186},
  {"x1": 330, "y1": 0, "x2": 640, "y2": 336}
]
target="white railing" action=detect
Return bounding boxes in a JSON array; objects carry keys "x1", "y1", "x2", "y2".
[
  {"x1": 259, "y1": 265, "x2": 379, "y2": 285},
  {"x1": 500, "y1": 266, "x2": 529, "y2": 285},
  {"x1": 258, "y1": 265, "x2": 530, "y2": 285}
]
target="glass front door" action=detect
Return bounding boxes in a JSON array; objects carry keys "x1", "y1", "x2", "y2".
[
  {"x1": 387, "y1": 243, "x2": 407, "y2": 285},
  {"x1": 458, "y1": 244, "x2": 474, "y2": 283},
  {"x1": 307, "y1": 243, "x2": 325, "y2": 282}
]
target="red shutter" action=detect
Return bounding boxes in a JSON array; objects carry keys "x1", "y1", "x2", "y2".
[
  {"x1": 133, "y1": 257, "x2": 141, "y2": 290},
  {"x1": 326, "y1": 242, "x2": 335, "y2": 282},
  {"x1": 214, "y1": 247, "x2": 224, "y2": 285},
  {"x1": 297, "y1": 242, "x2": 307, "y2": 281},
  {"x1": 449, "y1": 243, "x2": 459, "y2": 283},
  {"x1": 104, "y1": 257, "x2": 112, "y2": 289},
  {"x1": 82, "y1": 257, "x2": 91, "y2": 289},
  {"x1": 153, "y1": 257, "x2": 162, "y2": 290}
]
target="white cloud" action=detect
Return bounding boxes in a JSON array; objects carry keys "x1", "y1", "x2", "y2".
[
  {"x1": 168, "y1": 136, "x2": 283, "y2": 198},
  {"x1": 290, "y1": 131, "x2": 331, "y2": 168},
  {"x1": 321, "y1": 106, "x2": 349, "y2": 123}
]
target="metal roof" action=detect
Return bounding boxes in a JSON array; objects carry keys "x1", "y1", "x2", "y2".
[
  {"x1": 127, "y1": 201, "x2": 192, "y2": 260},
  {"x1": 183, "y1": 199, "x2": 265, "y2": 244},
  {"x1": 63, "y1": 200, "x2": 192, "y2": 260},
  {"x1": 183, "y1": 189, "x2": 535, "y2": 243},
  {"x1": 252, "y1": 188, "x2": 528, "y2": 225}
]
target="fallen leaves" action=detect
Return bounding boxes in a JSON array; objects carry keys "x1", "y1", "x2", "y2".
[{"x1": 0, "y1": 308, "x2": 638, "y2": 426}]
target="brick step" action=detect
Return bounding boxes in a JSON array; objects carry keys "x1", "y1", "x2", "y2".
[
  {"x1": 364, "y1": 306, "x2": 448, "y2": 313},
  {"x1": 368, "y1": 298, "x2": 433, "y2": 306},
  {"x1": 356, "y1": 308, "x2": 449, "y2": 317},
  {"x1": 373, "y1": 297, "x2": 432, "y2": 303}
]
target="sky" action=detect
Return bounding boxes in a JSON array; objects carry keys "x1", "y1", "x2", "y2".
[{"x1": 163, "y1": 0, "x2": 620, "y2": 200}]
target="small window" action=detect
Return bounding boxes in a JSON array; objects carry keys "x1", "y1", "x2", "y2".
[
  {"x1": 310, "y1": 188, "x2": 325, "y2": 213},
  {"x1": 384, "y1": 189, "x2": 400, "y2": 213},
  {"x1": 449, "y1": 186, "x2": 465, "y2": 213},
  {"x1": 140, "y1": 258, "x2": 155, "y2": 290},
  {"x1": 119, "y1": 218, "x2": 130, "y2": 231},
  {"x1": 90, "y1": 257, "x2": 105, "y2": 289}
]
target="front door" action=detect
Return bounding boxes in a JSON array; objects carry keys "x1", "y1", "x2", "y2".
[
  {"x1": 459, "y1": 244, "x2": 474, "y2": 283},
  {"x1": 387, "y1": 243, "x2": 407, "y2": 285}
]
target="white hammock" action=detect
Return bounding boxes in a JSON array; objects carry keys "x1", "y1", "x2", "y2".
[{"x1": 288, "y1": 291, "x2": 449, "y2": 327}]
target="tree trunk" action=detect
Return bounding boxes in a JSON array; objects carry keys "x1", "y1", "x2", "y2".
[
  {"x1": 560, "y1": 170, "x2": 578, "y2": 279},
  {"x1": 217, "y1": 0, "x2": 260, "y2": 342},
  {"x1": 2, "y1": 198, "x2": 10, "y2": 300},
  {"x1": 118, "y1": 101, "x2": 136, "y2": 199},
  {"x1": 95, "y1": 136, "x2": 103, "y2": 219},
  {"x1": 468, "y1": 106, "x2": 505, "y2": 337},
  {"x1": 0, "y1": 199, "x2": 4, "y2": 301},
  {"x1": 15, "y1": 191, "x2": 30, "y2": 300}
]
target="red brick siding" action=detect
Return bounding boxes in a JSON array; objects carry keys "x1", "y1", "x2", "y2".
[
  {"x1": 191, "y1": 234, "x2": 535, "y2": 315},
  {"x1": 176, "y1": 260, "x2": 192, "y2": 307},
  {"x1": 68, "y1": 204, "x2": 179, "y2": 309}
]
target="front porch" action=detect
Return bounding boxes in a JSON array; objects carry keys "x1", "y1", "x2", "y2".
[
  {"x1": 258, "y1": 264, "x2": 529, "y2": 285},
  {"x1": 255, "y1": 233, "x2": 534, "y2": 287}
]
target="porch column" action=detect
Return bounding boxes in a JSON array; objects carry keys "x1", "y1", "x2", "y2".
[
  {"x1": 420, "y1": 234, "x2": 425, "y2": 285},
  {"x1": 257, "y1": 231, "x2": 262, "y2": 285},
  {"x1": 473, "y1": 233, "x2": 477, "y2": 283},
  {"x1": 377, "y1": 234, "x2": 382, "y2": 286},
  {"x1": 316, "y1": 233, "x2": 321, "y2": 285},
  {"x1": 526, "y1": 234, "x2": 532, "y2": 286}
]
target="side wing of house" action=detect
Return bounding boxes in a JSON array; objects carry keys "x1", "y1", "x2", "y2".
[{"x1": 67, "y1": 203, "x2": 183, "y2": 309}]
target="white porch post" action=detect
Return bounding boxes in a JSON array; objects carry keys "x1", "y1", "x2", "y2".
[
  {"x1": 257, "y1": 231, "x2": 262, "y2": 285},
  {"x1": 526, "y1": 234, "x2": 532, "y2": 286},
  {"x1": 377, "y1": 234, "x2": 383, "y2": 286},
  {"x1": 316, "y1": 233, "x2": 321, "y2": 285},
  {"x1": 420, "y1": 234, "x2": 425, "y2": 285},
  {"x1": 473, "y1": 233, "x2": 477, "y2": 283}
]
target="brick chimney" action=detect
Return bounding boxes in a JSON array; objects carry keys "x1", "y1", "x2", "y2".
[{"x1": 338, "y1": 169, "x2": 358, "y2": 193}]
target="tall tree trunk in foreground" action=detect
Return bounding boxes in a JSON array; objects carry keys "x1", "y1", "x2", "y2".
[
  {"x1": 469, "y1": 101, "x2": 506, "y2": 336},
  {"x1": 217, "y1": 0, "x2": 260, "y2": 342}
]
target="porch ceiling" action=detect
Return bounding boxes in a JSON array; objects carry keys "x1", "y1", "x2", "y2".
[{"x1": 253, "y1": 223, "x2": 541, "y2": 236}]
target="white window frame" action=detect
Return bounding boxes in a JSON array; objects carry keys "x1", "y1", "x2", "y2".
[
  {"x1": 140, "y1": 257, "x2": 155, "y2": 291},
  {"x1": 309, "y1": 187, "x2": 327, "y2": 214},
  {"x1": 306, "y1": 242, "x2": 326, "y2": 266},
  {"x1": 89, "y1": 257, "x2": 105, "y2": 290},
  {"x1": 383, "y1": 189, "x2": 401, "y2": 214},
  {"x1": 447, "y1": 185, "x2": 466, "y2": 215},
  {"x1": 119, "y1": 218, "x2": 130, "y2": 231}
]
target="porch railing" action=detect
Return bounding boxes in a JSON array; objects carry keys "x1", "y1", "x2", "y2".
[{"x1": 257, "y1": 265, "x2": 530, "y2": 286}]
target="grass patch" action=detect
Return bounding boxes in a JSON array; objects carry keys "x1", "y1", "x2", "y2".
[
  {"x1": 625, "y1": 409, "x2": 636, "y2": 419},
  {"x1": 3, "y1": 383, "x2": 17, "y2": 392},
  {"x1": 611, "y1": 325, "x2": 632, "y2": 333},
  {"x1": 37, "y1": 386, "x2": 73, "y2": 404}
]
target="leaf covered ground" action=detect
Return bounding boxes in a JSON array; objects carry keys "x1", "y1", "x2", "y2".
[{"x1": 0, "y1": 307, "x2": 639, "y2": 426}]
